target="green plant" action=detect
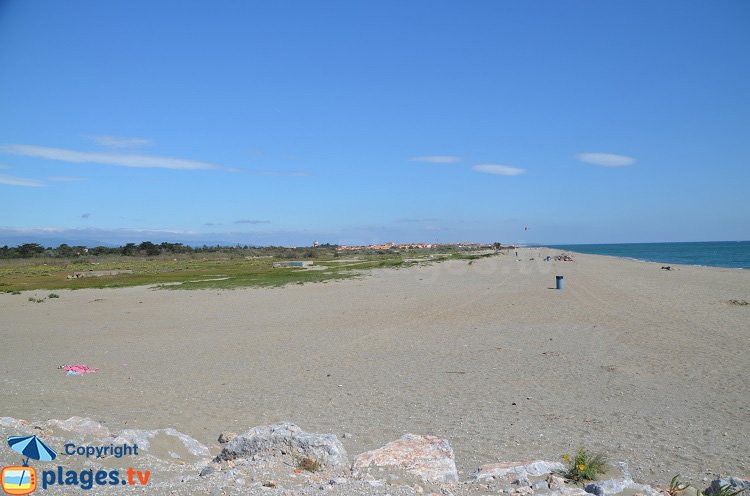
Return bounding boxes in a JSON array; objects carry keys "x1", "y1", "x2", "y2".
[
  {"x1": 559, "y1": 448, "x2": 607, "y2": 483},
  {"x1": 703, "y1": 485, "x2": 747, "y2": 496},
  {"x1": 28, "y1": 296, "x2": 45, "y2": 303},
  {"x1": 666, "y1": 475, "x2": 688, "y2": 496},
  {"x1": 11, "y1": 291, "x2": 21, "y2": 295},
  {"x1": 48, "y1": 293, "x2": 60, "y2": 298}
]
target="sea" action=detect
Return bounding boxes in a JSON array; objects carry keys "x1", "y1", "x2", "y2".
[{"x1": 546, "y1": 241, "x2": 750, "y2": 269}]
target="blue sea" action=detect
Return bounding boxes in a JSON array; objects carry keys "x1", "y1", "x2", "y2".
[{"x1": 546, "y1": 241, "x2": 750, "y2": 269}]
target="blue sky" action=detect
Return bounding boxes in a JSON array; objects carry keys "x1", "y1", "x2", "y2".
[{"x1": 1, "y1": 0, "x2": 748, "y2": 246}]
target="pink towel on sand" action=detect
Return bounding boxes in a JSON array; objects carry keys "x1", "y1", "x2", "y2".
[{"x1": 63, "y1": 364, "x2": 98, "y2": 374}]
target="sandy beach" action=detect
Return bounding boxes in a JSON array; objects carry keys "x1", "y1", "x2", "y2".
[{"x1": 1, "y1": 248, "x2": 748, "y2": 489}]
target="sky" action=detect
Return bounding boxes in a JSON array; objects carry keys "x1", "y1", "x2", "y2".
[{"x1": 1, "y1": 0, "x2": 748, "y2": 247}]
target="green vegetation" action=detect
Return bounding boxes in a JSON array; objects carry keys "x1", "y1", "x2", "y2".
[
  {"x1": 559, "y1": 448, "x2": 608, "y2": 483},
  {"x1": 48, "y1": 293, "x2": 60, "y2": 298},
  {"x1": 27, "y1": 297, "x2": 45, "y2": 303},
  {"x1": 705, "y1": 485, "x2": 747, "y2": 496},
  {"x1": 663, "y1": 474, "x2": 747, "y2": 496},
  {"x1": 0, "y1": 240, "x2": 507, "y2": 292},
  {"x1": 0, "y1": 249, "x2": 498, "y2": 292},
  {"x1": 666, "y1": 475, "x2": 688, "y2": 496}
]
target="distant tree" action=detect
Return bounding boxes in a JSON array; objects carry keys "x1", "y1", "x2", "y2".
[
  {"x1": 138, "y1": 241, "x2": 161, "y2": 256},
  {"x1": 90, "y1": 246, "x2": 111, "y2": 256},
  {"x1": 17, "y1": 243, "x2": 45, "y2": 257},
  {"x1": 56, "y1": 244, "x2": 75, "y2": 257},
  {"x1": 121, "y1": 243, "x2": 138, "y2": 256}
]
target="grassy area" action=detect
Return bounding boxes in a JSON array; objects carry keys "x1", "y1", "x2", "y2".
[{"x1": 0, "y1": 252, "x2": 481, "y2": 292}]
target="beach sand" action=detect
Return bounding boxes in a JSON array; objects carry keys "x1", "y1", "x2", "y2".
[{"x1": 1, "y1": 248, "x2": 748, "y2": 486}]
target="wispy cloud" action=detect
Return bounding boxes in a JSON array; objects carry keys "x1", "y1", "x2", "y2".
[
  {"x1": 472, "y1": 164, "x2": 526, "y2": 176},
  {"x1": 204, "y1": 222, "x2": 221, "y2": 227},
  {"x1": 0, "y1": 174, "x2": 45, "y2": 187},
  {"x1": 410, "y1": 155, "x2": 463, "y2": 164},
  {"x1": 0, "y1": 144, "x2": 225, "y2": 170},
  {"x1": 577, "y1": 152, "x2": 636, "y2": 167},
  {"x1": 88, "y1": 135, "x2": 153, "y2": 149},
  {"x1": 81, "y1": 213, "x2": 91, "y2": 219},
  {"x1": 234, "y1": 219, "x2": 270, "y2": 225}
]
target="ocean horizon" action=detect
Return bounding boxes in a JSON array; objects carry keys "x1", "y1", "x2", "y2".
[{"x1": 546, "y1": 240, "x2": 750, "y2": 269}]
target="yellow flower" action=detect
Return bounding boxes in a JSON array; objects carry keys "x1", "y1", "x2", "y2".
[
  {"x1": 563, "y1": 454, "x2": 570, "y2": 462},
  {"x1": 578, "y1": 464, "x2": 586, "y2": 471}
]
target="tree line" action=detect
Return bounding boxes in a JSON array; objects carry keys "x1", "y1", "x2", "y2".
[{"x1": 0, "y1": 242, "x2": 339, "y2": 259}]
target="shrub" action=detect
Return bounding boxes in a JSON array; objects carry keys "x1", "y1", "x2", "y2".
[
  {"x1": 297, "y1": 456, "x2": 321, "y2": 472},
  {"x1": 559, "y1": 448, "x2": 607, "y2": 483},
  {"x1": 48, "y1": 293, "x2": 60, "y2": 298}
]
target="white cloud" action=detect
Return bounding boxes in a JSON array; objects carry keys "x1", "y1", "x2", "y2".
[
  {"x1": 577, "y1": 152, "x2": 636, "y2": 167},
  {"x1": 410, "y1": 155, "x2": 463, "y2": 164},
  {"x1": 472, "y1": 164, "x2": 526, "y2": 176},
  {"x1": 88, "y1": 135, "x2": 153, "y2": 149},
  {"x1": 0, "y1": 144, "x2": 225, "y2": 170},
  {"x1": 0, "y1": 174, "x2": 45, "y2": 187}
]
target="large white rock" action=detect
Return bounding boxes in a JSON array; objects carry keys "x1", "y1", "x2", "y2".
[
  {"x1": 352, "y1": 434, "x2": 458, "y2": 483},
  {"x1": 214, "y1": 422, "x2": 348, "y2": 469}
]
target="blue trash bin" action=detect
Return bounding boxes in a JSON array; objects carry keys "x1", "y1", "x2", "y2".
[{"x1": 555, "y1": 275, "x2": 564, "y2": 290}]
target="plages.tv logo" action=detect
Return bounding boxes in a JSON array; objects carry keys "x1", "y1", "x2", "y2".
[
  {"x1": 1, "y1": 435, "x2": 56, "y2": 495},
  {"x1": 3, "y1": 434, "x2": 151, "y2": 494}
]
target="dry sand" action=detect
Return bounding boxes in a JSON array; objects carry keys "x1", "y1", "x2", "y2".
[{"x1": 1, "y1": 248, "x2": 748, "y2": 485}]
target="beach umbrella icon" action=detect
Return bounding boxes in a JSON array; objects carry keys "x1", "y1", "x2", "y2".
[{"x1": 8, "y1": 435, "x2": 57, "y2": 465}]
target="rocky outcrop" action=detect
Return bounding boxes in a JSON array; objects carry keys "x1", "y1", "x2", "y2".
[
  {"x1": 208, "y1": 422, "x2": 348, "y2": 471},
  {"x1": 352, "y1": 433, "x2": 458, "y2": 483}
]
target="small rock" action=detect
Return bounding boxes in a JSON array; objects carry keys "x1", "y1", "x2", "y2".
[
  {"x1": 548, "y1": 475, "x2": 567, "y2": 491},
  {"x1": 199, "y1": 463, "x2": 220, "y2": 477},
  {"x1": 585, "y1": 483, "x2": 605, "y2": 496},
  {"x1": 677, "y1": 487, "x2": 699, "y2": 496},
  {"x1": 218, "y1": 431, "x2": 237, "y2": 444},
  {"x1": 262, "y1": 480, "x2": 277, "y2": 488},
  {"x1": 513, "y1": 475, "x2": 530, "y2": 487},
  {"x1": 534, "y1": 480, "x2": 550, "y2": 492},
  {"x1": 512, "y1": 486, "x2": 534, "y2": 495}
]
